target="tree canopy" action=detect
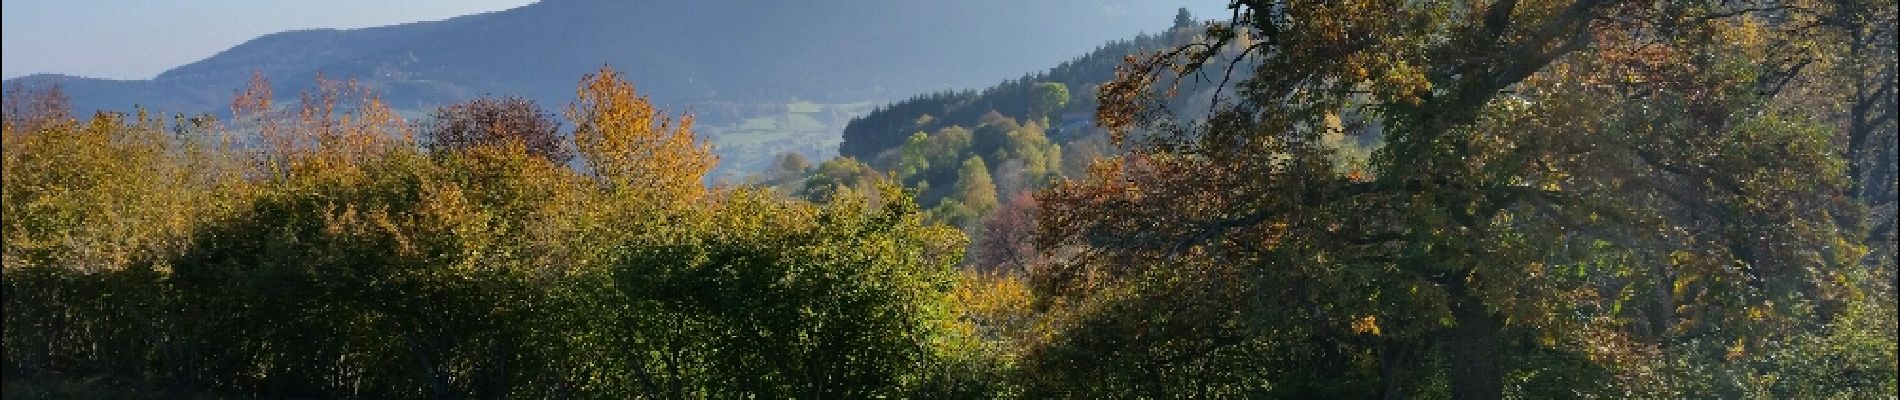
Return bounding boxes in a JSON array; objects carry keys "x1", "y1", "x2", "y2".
[{"x1": 1031, "y1": 0, "x2": 1897, "y2": 398}]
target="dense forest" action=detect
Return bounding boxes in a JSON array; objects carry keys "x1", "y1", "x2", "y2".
[{"x1": 5, "y1": 1, "x2": 1898, "y2": 399}]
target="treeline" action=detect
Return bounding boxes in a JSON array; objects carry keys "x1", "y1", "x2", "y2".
[
  {"x1": 2, "y1": 69, "x2": 1005, "y2": 398},
  {"x1": 840, "y1": 12, "x2": 1259, "y2": 166},
  {"x1": 839, "y1": 25, "x2": 1187, "y2": 162},
  {"x1": 759, "y1": 112, "x2": 1075, "y2": 271}
]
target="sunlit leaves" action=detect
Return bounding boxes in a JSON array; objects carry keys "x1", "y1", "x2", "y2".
[
  {"x1": 1053, "y1": 0, "x2": 1893, "y2": 397},
  {"x1": 569, "y1": 66, "x2": 716, "y2": 204}
]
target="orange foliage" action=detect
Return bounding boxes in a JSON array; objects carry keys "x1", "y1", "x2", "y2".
[
  {"x1": 235, "y1": 73, "x2": 411, "y2": 175},
  {"x1": 568, "y1": 66, "x2": 717, "y2": 202}
]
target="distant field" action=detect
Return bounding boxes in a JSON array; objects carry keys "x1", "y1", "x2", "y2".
[{"x1": 703, "y1": 100, "x2": 877, "y2": 181}]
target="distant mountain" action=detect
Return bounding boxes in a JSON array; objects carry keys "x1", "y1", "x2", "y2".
[{"x1": 3, "y1": 0, "x2": 1223, "y2": 119}]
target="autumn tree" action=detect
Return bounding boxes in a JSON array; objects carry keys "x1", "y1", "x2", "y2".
[
  {"x1": 973, "y1": 192, "x2": 1040, "y2": 273},
  {"x1": 1042, "y1": 1, "x2": 1895, "y2": 398},
  {"x1": 934, "y1": 156, "x2": 999, "y2": 229},
  {"x1": 423, "y1": 96, "x2": 572, "y2": 165},
  {"x1": 775, "y1": 151, "x2": 813, "y2": 175},
  {"x1": 2, "y1": 85, "x2": 72, "y2": 135},
  {"x1": 165, "y1": 145, "x2": 601, "y2": 396},
  {"x1": 993, "y1": 122, "x2": 1063, "y2": 194},
  {"x1": 3, "y1": 82, "x2": 246, "y2": 275},
  {"x1": 568, "y1": 66, "x2": 715, "y2": 202},
  {"x1": 801, "y1": 156, "x2": 884, "y2": 203},
  {"x1": 2, "y1": 83, "x2": 254, "y2": 396},
  {"x1": 959, "y1": 157, "x2": 999, "y2": 213},
  {"x1": 231, "y1": 73, "x2": 411, "y2": 175}
]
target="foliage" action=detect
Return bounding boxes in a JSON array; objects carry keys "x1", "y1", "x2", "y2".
[
  {"x1": 1034, "y1": 0, "x2": 1900, "y2": 398},
  {"x1": 1030, "y1": 82, "x2": 1070, "y2": 122},
  {"x1": 799, "y1": 156, "x2": 885, "y2": 203},
  {"x1": 569, "y1": 66, "x2": 716, "y2": 203},
  {"x1": 973, "y1": 192, "x2": 1041, "y2": 273},
  {"x1": 4, "y1": 3, "x2": 1895, "y2": 399},
  {"x1": 753, "y1": 151, "x2": 814, "y2": 193},
  {"x1": 931, "y1": 156, "x2": 1000, "y2": 230},
  {"x1": 602, "y1": 185, "x2": 967, "y2": 398},
  {"x1": 878, "y1": 114, "x2": 1063, "y2": 230},
  {"x1": 422, "y1": 96, "x2": 572, "y2": 165},
  {"x1": 2, "y1": 69, "x2": 979, "y2": 398},
  {"x1": 2, "y1": 101, "x2": 238, "y2": 272}
]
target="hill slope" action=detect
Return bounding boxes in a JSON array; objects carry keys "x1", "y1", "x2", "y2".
[{"x1": 840, "y1": 23, "x2": 1246, "y2": 163}]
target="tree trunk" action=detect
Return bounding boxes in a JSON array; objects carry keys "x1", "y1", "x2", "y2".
[{"x1": 1442, "y1": 296, "x2": 1504, "y2": 400}]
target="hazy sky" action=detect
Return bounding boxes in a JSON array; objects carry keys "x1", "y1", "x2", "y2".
[{"x1": 2, "y1": 0, "x2": 537, "y2": 80}]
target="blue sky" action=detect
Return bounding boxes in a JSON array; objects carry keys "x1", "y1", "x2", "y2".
[{"x1": 2, "y1": 0, "x2": 536, "y2": 80}]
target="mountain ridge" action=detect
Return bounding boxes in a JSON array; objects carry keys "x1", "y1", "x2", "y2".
[{"x1": 5, "y1": 0, "x2": 1224, "y2": 118}]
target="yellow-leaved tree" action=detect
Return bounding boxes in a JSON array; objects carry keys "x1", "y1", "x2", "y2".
[{"x1": 568, "y1": 66, "x2": 716, "y2": 203}]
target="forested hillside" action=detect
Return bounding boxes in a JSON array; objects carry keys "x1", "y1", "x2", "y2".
[
  {"x1": 840, "y1": 16, "x2": 1240, "y2": 163},
  {"x1": 4, "y1": 1, "x2": 1896, "y2": 399},
  {"x1": 822, "y1": 15, "x2": 1268, "y2": 255}
]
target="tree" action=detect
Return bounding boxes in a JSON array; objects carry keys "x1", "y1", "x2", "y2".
[
  {"x1": 606, "y1": 186, "x2": 968, "y2": 398},
  {"x1": 1030, "y1": 82, "x2": 1070, "y2": 123},
  {"x1": 168, "y1": 146, "x2": 593, "y2": 397},
  {"x1": 569, "y1": 66, "x2": 715, "y2": 202},
  {"x1": 1048, "y1": 1, "x2": 1892, "y2": 398},
  {"x1": 973, "y1": 192, "x2": 1040, "y2": 273},
  {"x1": 943, "y1": 156, "x2": 998, "y2": 229},
  {"x1": 2, "y1": 97, "x2": 244, "y2": 392},
  {"x1": 1001, "y1": 122, "x2": 1062, "y2": 190},
  {"x1": 801, "y1": 156, "x2": 883, "y2": 203},
  {"x1": 423, "y1": 96, "x2": 571, "y2": 165},
  {"x1": 776, "y1": 152, "x2": 813, "y2": 173},
  {"x1": 1826, "y1": 0, "x2": 1899, "y2": 269},
  {"x1": 1174, "y1": 8, "x2": 1195, "y2": 30},
  {"x1": 2, "y1": 84, "x2": 72, "y2": 136},
  {"x1": 896, "y1": 132, "x2": 933, "y2": 181}
]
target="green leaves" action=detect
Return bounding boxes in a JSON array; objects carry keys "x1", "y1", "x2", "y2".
[
  {"x1": 3, "y1": 71, "x2": 980, "y2": 398},
  {"x1": 606, "y1": 187, "x2": 965, "y2": 397}
]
